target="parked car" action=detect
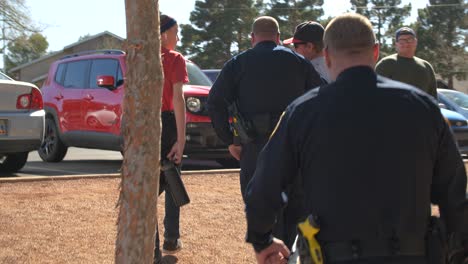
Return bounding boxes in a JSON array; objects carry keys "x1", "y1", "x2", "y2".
[
  {"x1": 38, "y1": 50, "x2": 235, "y2": 166},
  {"x1": 202, "y1": 69, "x2": 221, "y2": 83},
  {"x1": 441, "y1": 108, "x2": 468, "y2": 156},
  {"x1": 0, "y1": 71, "x2": 45, "y2": 173},
  {"x1": 437, "y1": 88, "x2": 468, "y2": 119}
]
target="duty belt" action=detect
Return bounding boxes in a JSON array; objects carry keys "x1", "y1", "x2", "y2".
[{"x1": 322, "y1": 237, "x2": 426, "y2": 262}]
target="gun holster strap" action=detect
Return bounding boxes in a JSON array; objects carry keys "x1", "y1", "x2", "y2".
[{"x1": 322, "y1": 238, "x2": 426, "y2": 262}]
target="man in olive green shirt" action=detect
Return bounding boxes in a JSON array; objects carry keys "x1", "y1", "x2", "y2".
[{"x1": 376, "y1": 27, "x2": 437, "y2": 99}]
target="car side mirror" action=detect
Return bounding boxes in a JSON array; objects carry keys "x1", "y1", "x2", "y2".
[
  {"x1": 97, "y1": 75, "x2": 116, "y2": 91},
  {"x1": 438, "y1": 103, "x2": 447, "y2": 109}
]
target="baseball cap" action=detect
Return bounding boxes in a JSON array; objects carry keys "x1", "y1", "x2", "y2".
[
  {"x1": 283, "y1": 21, "x2": 324, "y2": 45},
  {"x1": 395, "y1": 27, "x2": 416, "y2": 40}
]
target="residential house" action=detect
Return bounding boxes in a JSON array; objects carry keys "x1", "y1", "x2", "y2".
[{"x1": 8, "y1": 31, "x2": 124, "y2": 87}]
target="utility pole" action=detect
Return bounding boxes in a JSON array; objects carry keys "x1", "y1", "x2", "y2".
[{"x1": 115, "y1": 0, "x2": 163, "y2": 263}]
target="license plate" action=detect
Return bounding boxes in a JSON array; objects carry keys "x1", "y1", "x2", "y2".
[{"x1": 0, "y1": 119, "x2": 7, "y2": 136}]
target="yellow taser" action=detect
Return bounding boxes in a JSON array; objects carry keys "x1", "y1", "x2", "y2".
[{"x1": 297, "y1": 215, "x2": 324, "y2": 264}]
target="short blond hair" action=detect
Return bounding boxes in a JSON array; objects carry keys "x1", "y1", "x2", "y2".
[
  {"x1": 252, "y1": 16, "x2": 280, "y2": 37},
  {"x1": 324, "y1": 13, "x2": 376, "y2": 54}
]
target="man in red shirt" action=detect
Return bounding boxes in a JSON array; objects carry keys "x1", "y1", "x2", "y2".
[{"x1": 154, "y1": 14, "x2": 188, "y2": 264}]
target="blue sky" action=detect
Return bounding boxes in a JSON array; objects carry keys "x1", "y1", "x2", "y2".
[{"x1": 0, "y1": 0, "x2": 429, "y2": 69}]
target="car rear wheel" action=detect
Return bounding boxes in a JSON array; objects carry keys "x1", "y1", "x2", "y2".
[
  {"x1": 39, "y1": 118, "x2": 68, "y2": 162},
  {"x1": 0, "y1": 152, "x2": 29, "y2": 174}
]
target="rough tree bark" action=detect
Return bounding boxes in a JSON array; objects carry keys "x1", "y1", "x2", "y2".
[{"x1": 115, "y1": 0, "x2": 163, "y2": 263}]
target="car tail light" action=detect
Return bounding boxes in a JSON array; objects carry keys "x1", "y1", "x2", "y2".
[
  {"x1": 16, "y1": 88, "x2": 43, "y2": 110},
  {"x1": 31, "y1": 88, "x2": 43, "y2": 110}
]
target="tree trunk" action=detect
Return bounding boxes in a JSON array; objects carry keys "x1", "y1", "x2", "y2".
[{"x1": 116, "y1": 1, "x2": 163, "y2": 263}]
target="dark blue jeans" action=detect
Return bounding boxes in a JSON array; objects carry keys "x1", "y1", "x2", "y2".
[
  {"x1": 154, "y1": 178, "x2": 180, "y2": 261},
  {"x1": 154, "y1": 111, "x2": 180, "y2": 262}
]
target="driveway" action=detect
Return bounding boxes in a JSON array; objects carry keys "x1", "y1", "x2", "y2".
[{"x1": 2, "y1": 148, "x2": 232, "y2": 178}]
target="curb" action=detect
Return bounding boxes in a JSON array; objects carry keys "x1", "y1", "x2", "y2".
[{"x1": 0, "y1": 168, "x2": 240, "y2": 183}]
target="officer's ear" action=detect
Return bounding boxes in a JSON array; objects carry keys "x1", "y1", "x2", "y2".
[
  {"x1": 373, "y1": 43, "x2": 380, "y2": 63},
  {"x1": 324, "y1": 47, "x2": 332, "y2": 69}
]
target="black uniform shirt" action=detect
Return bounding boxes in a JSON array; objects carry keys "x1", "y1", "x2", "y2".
[
  {"x1": 207, "y1": 41, "x2": 322, "y2": 145},
  {"x1": 245, "y1": 66, "x2": 468, "y2": 249}
]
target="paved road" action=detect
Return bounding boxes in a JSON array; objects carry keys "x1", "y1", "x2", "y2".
[{"x1": 3, "y1": 148, "x2": 230, "y2": 178}]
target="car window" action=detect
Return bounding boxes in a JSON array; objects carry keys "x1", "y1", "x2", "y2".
[
  {"x1": 186, "y1": 62, "x2": 212, "y2": 87},
  {"x1": 89, "y1": 59, "x2": 121, "y2": 88},
  {"x1": 440, "y1": 90, "x2": 468, "y2": 109},
  {"x1": 63, "y1": 60, "x2": 89, "y2": 88},
  {"x1": 203, "y1": 71, "x2": 220, "y2": 83},
  {"x1": 0, "y1": 71, "x2": 12, "y2": 80},
  {"x1": 55, "y1": 63, "x2": 66, "y2": 85},
  {"x1": 116, "y1": 66, "x2": 124, "y2": 87}
]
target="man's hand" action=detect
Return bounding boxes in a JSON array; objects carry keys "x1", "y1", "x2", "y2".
[
  {"x1": 167, "y1": 141, "x2": 184, "y2": 164},
  {"x1": 228, "y1": 144, "x2": 242, "y2": 160},
  {"x1": 255, "y1": 238, "x2": 290, "y2": 264}
]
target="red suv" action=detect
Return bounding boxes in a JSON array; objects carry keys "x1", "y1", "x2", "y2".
[{"x1": 38, "y1": 50, "x2": 235, "y2": 166}]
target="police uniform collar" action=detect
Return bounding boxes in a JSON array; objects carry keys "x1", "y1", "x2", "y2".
[
  {"x1": 254, "y1": 40, "x2": 277, "y2": 48},
  {"x1": 335, "y1": 66, "x2": 376, "y2": 86}
]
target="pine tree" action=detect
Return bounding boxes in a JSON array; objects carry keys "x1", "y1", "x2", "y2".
[
  {"x1": 350, "y1": 0, "x2": 411, "y2": 57},
  {"x1": 267, "y1": 0, "x2": 324, "y2": 39},
  {"x1": 415, "y1": 0, "x2": 467, "y2": 89},
  {"x1": 179, "y1": 0, "x2": 262, "y2": 69}
]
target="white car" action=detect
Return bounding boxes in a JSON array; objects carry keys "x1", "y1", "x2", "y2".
[{"x1": 0, "y1": 72, "x2": 45, "y2": 174}]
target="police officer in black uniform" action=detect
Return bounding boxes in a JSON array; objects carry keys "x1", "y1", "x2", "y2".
[
  {"x1": 207, "y1": 16, "x2": 321, "y2": 199},
  {"x1": 207, "y1": 16, "x2": 321, "y2": 247},
  {"x1": 245, "y1": 13, "x2": 468, "y2": 264}
]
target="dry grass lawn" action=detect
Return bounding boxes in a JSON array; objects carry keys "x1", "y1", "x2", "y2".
[
  {"x1": 0, "y1": 169, "x2": 466, "y2": 264},
  {"x1": 0, "y1": 173, "x2": 255, "y2": 264}
]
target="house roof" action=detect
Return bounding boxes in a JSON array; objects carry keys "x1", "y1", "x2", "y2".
[
  {"x1": 9, "y1": 31, "x2": 125, "y2": 73},
  {"x1": 62, "y1": 31, "x2": 124, "y2": 50},
  {"x1": 8, "y1": 50, "x2": 60, "y2": 73}
]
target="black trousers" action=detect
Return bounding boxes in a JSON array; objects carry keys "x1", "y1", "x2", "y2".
[
  {"x1": 239, "y1": 136, "x2": 297, "y2": 247},
  {"x1": 239, "y1": 137, "x2": 268, "y2": 200}
]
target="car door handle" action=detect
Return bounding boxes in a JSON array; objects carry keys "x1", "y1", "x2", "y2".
[
  {"x1": 54, "y1": 94, "x2": 64, "y2": 100},
  {"x1": 84, "y1": 94, "x2": 94, "y2": 101}
]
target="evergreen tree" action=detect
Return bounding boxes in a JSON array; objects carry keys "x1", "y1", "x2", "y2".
[
  {"x1": 350, "y1": 0, "x2": 411, "y2": 57},
  {"x1": 4, "y1": 33, "x2": 48, "y2": 72},
  {"x1": 415, "y1": 0, "x2": 467, "y2": 89},
  {"x1": 266, "y1": 0, "x2": 324, "y2": 39},
  {"x1": 179, "y1": 0, "x2": 263, "y2": 69}
]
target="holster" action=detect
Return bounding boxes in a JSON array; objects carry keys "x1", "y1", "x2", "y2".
[
  {"x1": 427, "y1": 216, "x2": 448, "y2": 264},
  {"x1": 295, "y1": 215, "x2": 323, "y2": 264},
  {"x1": 160, "y1": 160, "x2": 190, "y2": 207},
  {"x1": 227, "y1": 101, "x2": 256, "y2": 144}
]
